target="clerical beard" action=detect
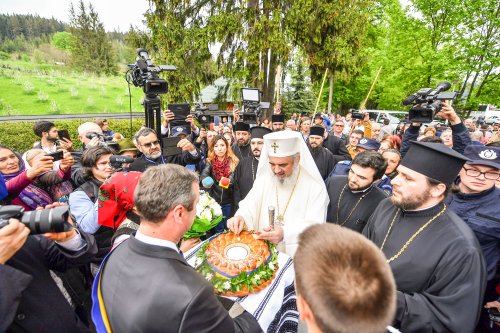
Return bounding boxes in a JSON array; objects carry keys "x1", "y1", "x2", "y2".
[
  {"x1": 274, "y1": 162, "x2": 300, "y2": 188},
  {"x1": 391, "y1": 186, "x2": 433, "y2": 211},
  {"x1": 307, "y1": 142, "x2": 321, "y2": 155}
]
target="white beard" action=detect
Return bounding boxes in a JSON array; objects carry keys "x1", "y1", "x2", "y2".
[{"x1": 273, "y1": 163, "x2": 300, "y2": 189}]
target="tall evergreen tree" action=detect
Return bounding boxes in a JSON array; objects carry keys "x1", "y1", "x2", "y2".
[{"x1": 69, "y1": 0, "x2": 117, "y2": 75}]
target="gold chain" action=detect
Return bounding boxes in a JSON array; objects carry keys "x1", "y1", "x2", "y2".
[
  {"x1": 380, "y1": 204, "x2": 447, "y2": 263},
  {"x1": 275, "y1": 167, "x2": 301, "y2": 224},
  {"x1": 251, "y1": 157, "x2": 256, "y2": 181},
  {"x1": 336, "y1": 183, "x2": 373, "y2": 226}
]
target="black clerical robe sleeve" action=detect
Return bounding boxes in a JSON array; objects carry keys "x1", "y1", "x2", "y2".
[
  {"x1": 394, "y1": 244, "x2": 485, "y2": 333},
  {"x1": 0, "y1": 264, "x2": 32, "y2": 332},
  {"x1": 179, "y1": 282, "x2": 261, "y2": 333}
]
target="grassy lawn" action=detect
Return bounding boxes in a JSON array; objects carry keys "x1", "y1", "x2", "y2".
[{"x1": 0, "y1": 60, "x2": 145, "y2": 115}]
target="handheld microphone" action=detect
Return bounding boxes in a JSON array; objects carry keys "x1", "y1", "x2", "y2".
[
  {"x1": 109, "y1": 155, "x2": 135, "y2": 164},
  {"x1": 202, "y1": 177, "x2": 214, "y2": 189},
  {"x1": 219, "y1": 177, "x2": 230, "y2": 189}
]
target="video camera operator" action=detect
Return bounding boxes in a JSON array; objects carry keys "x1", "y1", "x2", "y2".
[
  {"x1": 400, "y1": 101, "x2": 471, "y2": 157},
  {"x1": 0, "y1": 204, "x2": 97, "y2": 333},
  {"x1": 128, "y1": 127, "x2": 201, "y2": 172}
]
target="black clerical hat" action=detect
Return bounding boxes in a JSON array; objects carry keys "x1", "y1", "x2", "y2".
[
  {"x1": 309, "y1": 126, "x2": 325, "y2": 137},
  {"x1": 400, "y1": 141, "x2": 469, "y2": 183},
  {"x1": 271, "y1": 114, "x2": 285, "y2": 123},
  {"x1": 234, "y1": 121, "x2": 250, "y2": 132},
  {"x1": 250, "y1": 126, "x2": 272, "y2": 139}
]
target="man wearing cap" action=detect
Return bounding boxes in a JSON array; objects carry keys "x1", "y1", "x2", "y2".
[
  {"x1": 129, "y1": 127, "x2": 200, "y2": 172},
  {"x1": 307, "y1": 126, "x2": 336, "y2": 180},
  {"x1": 329, "y1": 137, "x2": 381, "y2": 177},
  {"x1": 446, "y1": 144, "x2": 500, "y2": 331},
  {"x1": 271, "y1": 114, "x2": 285, "y2": 132},
  {"x1": 231, "y1": 122, "x2": 252, "y2": 160},
  {"x1": 326, "y1": 151, "x2": 387, "y2": 232},
  {"x1": 228, "y1": 131, "x2": 329, "y2": 257},
  {"x1": 363, "y1": 141, "x2": 486, "y2": 333},
  {"x1": 233, "y1": 126, "x2": 272, "y2": 209}
]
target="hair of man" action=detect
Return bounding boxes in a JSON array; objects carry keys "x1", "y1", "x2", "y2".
[
  {"x1": 134, "y1": 127, "x2": 157, "y2": 144},
  {"x1": 294, "y1": 224, "x2": 396, "y2": 333},
  {"x1": 33, "y1": 121, "x2": 56, "y2": 138},
  {"x1": 134, "y1": 164, "x2": 198, "y2": 224},
  {"x1": 352, "y1": 151, "x2": 388, "y2": 180}
]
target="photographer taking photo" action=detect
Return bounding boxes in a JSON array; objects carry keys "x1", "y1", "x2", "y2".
[{"x1": 0, "y1": 206, "x2": 97, "y2": 333}]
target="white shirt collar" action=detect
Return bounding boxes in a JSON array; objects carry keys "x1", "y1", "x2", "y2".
[{"x1": 135, "y1": 230, "x2": 179, "y2": 253}]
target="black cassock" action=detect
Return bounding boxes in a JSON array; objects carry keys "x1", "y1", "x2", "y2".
[
  {"x1": 310, "y1": 147, "x2": 336, "y2": 180},
  {"x1": 232, "y1": 143, "x2": 252, "y2": 161},
  {"x1": 233, "y1": 156, "x2": 258, "y2": 210},
  {"x1": 363, "y1": 199, "x2": 486, "y2": 333},
  {"x1": 325, "y1": 175, "x2": 387, "y2": 232}
]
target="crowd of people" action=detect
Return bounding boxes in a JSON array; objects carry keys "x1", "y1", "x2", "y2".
[{"x1": 0, "y1": 102, "x2": 499, "y2": 333}]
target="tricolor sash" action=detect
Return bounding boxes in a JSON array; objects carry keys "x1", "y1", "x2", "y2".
[{"x1": 91, "y1": 241, "x2": 126, "y2": 333}]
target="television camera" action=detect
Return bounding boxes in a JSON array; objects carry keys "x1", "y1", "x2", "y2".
[{"x1": 403, "y1": 81, "x2": 458, "y2": 123}]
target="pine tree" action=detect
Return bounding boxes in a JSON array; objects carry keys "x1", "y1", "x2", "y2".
[{"x1": 69, "y1": 0, "x2": 117, "y2": 75}]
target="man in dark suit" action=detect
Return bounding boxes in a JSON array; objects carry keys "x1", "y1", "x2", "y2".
[
  {"x1": 1, "y1": 213, "x2": 97, "y2": 333},
  {"x1": 97, "y1": 164, "x2": 261, "y2": 333}
]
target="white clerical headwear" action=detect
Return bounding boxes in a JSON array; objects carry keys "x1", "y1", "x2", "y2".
[
  {"x1": 264, "y1": 131, "x2": 301, "y2": 157},
  {"x1": 257, "y1": 130, "x2": 324, "y2": 186}
]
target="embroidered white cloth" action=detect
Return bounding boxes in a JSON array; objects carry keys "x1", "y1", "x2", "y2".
[{"x1": 185, "y1": 240, "x2": 298, "y2": 333}]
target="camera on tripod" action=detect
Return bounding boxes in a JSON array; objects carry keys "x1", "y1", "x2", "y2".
[
  {"x1": 403, "y1": 81, "x2": 458, "y2": 123},
  {"x1": 0, "y1": 205, "x2": 72, "y2": 234},
  {"x1": 126, "y1": 48, "x2": 176, "y2": 95},
  {"x1": 241, "y1": 88, "x2": 262, "y2": 124}
]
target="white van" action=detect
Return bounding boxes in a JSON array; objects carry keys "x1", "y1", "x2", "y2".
[{"x1": 364, "y1": 110, "x2": 409, "y2": 132}]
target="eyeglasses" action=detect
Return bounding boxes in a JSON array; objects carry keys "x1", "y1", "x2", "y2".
[
  {"x1": 462, "y1": 167, "x2": 500, "y2": 180},
  {"x1": 140, "y1": 140, "x2": 160, "y2": 148}
]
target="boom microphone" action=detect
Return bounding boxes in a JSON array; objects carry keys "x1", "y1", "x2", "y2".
[{"x1": 109, "y1": 155, "x2": 135, "y2": 164}]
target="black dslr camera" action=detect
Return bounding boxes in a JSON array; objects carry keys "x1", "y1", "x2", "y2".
[
  {"x1": 85, "y1": 132, "x2": 119, "y2": 151},
  {"x1": 193, "y1": 103, "x2": 213, "y2": 128},
  {"x1": 0, "y1": 205, "x2": 72, "y2": 234},
  {"x1": 126, "y1": 48, "x2": 176, "y2": 95},
  {"x1": 403, "y1": 81, "x2": 458, "y2": 123}
]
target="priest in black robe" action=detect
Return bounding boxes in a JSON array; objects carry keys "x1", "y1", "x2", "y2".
[
  {"x1": 363, "y1": 141, "x2": 486, "y2": 333},
  {"x1": 308, "y1": 126, "x2": 336, "y2": 180},
  {"x1": 233, "y1": 126, "x2": 272, "y2": 210},
  {"x1": 271, "y1": 114, "x2": 285, "y2": 131},
  {"x1": 231, "y1": 121, "x2": 252, "y2": 160},
  {"x1": 326, "y1": 151, "x2": 387, "y2": 232}
]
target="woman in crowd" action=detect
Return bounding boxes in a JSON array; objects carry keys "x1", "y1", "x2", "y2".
[
  {"x1": 23, "y1": 149, "x2": 74, "y2": 202},
  {"x1": 381, "y1": 149, "x2": 401, "y2": 180},
  {"x1": 200, "y1": 135, "x2": 239, "y2": 233},
  {"x1": 299, "y1": 116, "x2": 311, "y2": 141},
  {"x1": 379, "y1": 135, "x2": 401, "y2": 152},
  {"x1": 68, "y1": 146, "x2": 115, "y2": 261},
  {"x1": 0, "y1": 145, "x2": 73, "y2": 210}
]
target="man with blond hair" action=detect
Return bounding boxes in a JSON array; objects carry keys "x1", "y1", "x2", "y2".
[{"x1": 294, "y1": 224, "x2": 396, "y2": 333}]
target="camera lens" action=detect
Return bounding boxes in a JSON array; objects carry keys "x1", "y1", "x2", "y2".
[{"x1": 21, "y1": 206, "x2": 71, "y2": 234}]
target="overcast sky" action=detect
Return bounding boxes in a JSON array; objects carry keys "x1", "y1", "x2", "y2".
[{"x1": 0, "y1": 0, "x2": 150, "y2": 32}]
